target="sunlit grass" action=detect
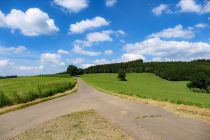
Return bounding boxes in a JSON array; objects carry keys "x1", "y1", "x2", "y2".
[{"x1": 81, "y1": 73, "x2": 210, "y2": 108}]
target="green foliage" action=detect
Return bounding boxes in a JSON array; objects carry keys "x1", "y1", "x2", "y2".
[
  {"x1": 67, "y1": 65, "x2": 78, "y2": 76},
  {"x1": 0, "y1": 76, "x2": 76, "y2": 108},
  {"x1": 85, "y1": 59, "x2": 143, "y2": 73},
  {"x1": 84, "y1": 59, "x2": 210, "y2": 81},
  {"x1": 66, "y1": 65, "x2": 84, "y2": 76},
  {"x1": 118, "y1": 69, "x2": 127, "y2": 81},
  {"x1": 81, "y1": 73, "x2": 210, "y2": 108},
  {"x1": 187, "y1": 72, "x2": 210, "y2": 93}
]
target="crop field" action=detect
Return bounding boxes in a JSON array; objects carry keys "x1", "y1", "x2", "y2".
[
  {"x1": 0, "y1": 75, "x2": 76, "y2": 107},
  {"x1": 81, "y1": 73, "x2": 210, "y2": 108}
]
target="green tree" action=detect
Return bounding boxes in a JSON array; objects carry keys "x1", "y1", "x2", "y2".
[
  {"x1": 187, "y1": 72, "x2": 209, "y2": 90},
  {"x1": 67, "y1": 65, "x2": 78, "y2": 76},
  {"x1": 118, "y1": 69, "x2": 127, "y2": 81}
]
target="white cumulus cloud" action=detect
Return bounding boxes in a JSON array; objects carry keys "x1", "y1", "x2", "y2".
[
  {"x1": 69, "y1": 16, "x2": 109, "y2": 34},
  {"x1": 177, "y1": 0, "x2": 210, "y2": 14},
  {"x1": 195, "y1": 23, "x2": 208, "y2": 28},
  {"x1": 152, "y1": 4, "x2": 170, "y2": 15},
  {"x1": 123, "y1": 37, "x2": 210, "y2": 61},
  {"x1": 149, "y1": 24, "x2": 195, "y2": 39},
  {"x1": 72, "y1": 45, "x2": 101, "y2": 56},
  {"x1": 106, "y1": 0, "x2": 118, "y2": 7},
  {"x1": 53, "y1": 0, "x2": 88, "y2": 13},
  {"x1": 0, "y1": 8, "x2": 59, "y2": 36},
  {"x1": 57, "y1": 49, "x2": 69, "y2": 55},
  {"x1": 41, "y1": 53, "x2": 64, "y2": 66},
  {"x1": 0, "y1": 46, "x2": 27, "y2": 54},
  {"x1": 86, "y1": 30, "x2": 113, "y2": 43}
]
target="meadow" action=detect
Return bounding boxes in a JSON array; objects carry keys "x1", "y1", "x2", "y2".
[
  {"x1": 81, "y1": 73, "x2": 210, "y2": 108},
  {"x1": 0, "y1": 75, "x2": 76, "y2": 107}
]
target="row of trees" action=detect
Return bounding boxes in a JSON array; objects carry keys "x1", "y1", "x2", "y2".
[{"x1": 84, "y1": 59, "x2": 210, "y2": 81}]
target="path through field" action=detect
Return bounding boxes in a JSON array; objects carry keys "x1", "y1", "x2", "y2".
[{"x1": 0, "y1": 79, "x2": 210, "y2": 140}]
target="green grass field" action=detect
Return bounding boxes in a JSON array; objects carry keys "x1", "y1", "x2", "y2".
[
  {"x1": 0, "y1": 74, "x2": 76, "y2": 107},
  {"x1": 81, "y1": 73, "x2": 210, "y2": 108}
]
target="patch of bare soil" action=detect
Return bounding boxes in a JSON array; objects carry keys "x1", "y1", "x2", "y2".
[{"x1": 10, "y1": 110, "x2": 132, "y2": 140}]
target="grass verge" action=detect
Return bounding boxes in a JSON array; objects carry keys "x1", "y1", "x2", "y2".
[
  {"x1": 0, "y1": 83, "x2": 78, "y2": 115},
  {"x1": 10, "y1": 110, "x2": 132, "y2": 140}
]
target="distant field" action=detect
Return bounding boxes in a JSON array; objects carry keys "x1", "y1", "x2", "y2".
[
  {"x1": 0, "y1": 74, "x2": 76, "y2": 107},
  {"x1": 81, "y1": 73, "x2": 210, "y2": 108}
]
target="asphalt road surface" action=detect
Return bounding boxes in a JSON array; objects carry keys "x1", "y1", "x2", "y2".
[{"x1": 0, "y1": 79, "x2": 210, "y2": 140}]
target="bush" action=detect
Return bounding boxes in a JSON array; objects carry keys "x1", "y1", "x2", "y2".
[
  {"x1": 187, "y1": 72, "x2": 210, "y2": 93},
  {"x1": 118, "y1": 69, "x2": 127, "y2": 81}
]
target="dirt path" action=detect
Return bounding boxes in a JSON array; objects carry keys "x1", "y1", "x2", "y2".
[{"x1": 0, "y1": 79, "x2": 210, "y2": 140}]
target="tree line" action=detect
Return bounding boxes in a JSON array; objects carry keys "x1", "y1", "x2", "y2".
[{"x1": 84, "y1": 59, "x2": 210, "y2": 81}]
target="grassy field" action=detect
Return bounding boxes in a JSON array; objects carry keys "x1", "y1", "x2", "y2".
[
  {"x1": 11, "y1": 110, "x2": 131, "y2": 140},
  {"x1": 0, "y1": 74, "x2": 76, "y2": 107},
  {"x1": 81, "y1": 73, "x2": 210, "y2": 108}
]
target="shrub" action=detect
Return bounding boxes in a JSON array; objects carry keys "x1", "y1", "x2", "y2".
[
  {"x1": 118, "y1": 69, "x2": 127, "y2": 81},
  {"x1": 187, "y1": 72, "x2": 209, "y2": 89}
]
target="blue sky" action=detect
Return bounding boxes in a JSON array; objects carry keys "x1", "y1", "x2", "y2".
[{"x1": 0, "y1": 0, "x2": 209, "y2": 76}]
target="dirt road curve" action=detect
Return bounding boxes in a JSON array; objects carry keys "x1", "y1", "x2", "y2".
[{"x1": 0, "y1": 79, "x2": 210, "y2": 140}]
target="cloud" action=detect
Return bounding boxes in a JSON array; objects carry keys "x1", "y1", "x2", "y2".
[
  {"x1": 80, "y1": 58, "x2": 109, "y2": 69},
  {"x1": 123, "y1": 37, "x2": 210, "y2": 61},
  {"x1": 0, "y1": 8, "x2": 59, "y2": 36},
  {"x1": 86, "y1": 30, "x2": 113, "y2": 43},
  {"x1": 115, "y1": 30, "x2": 126, "y2": 36},
  {"x1": 0, "y1": 60, "x2": 14, "y2": 67},
  {"x1": 195, "y1": 23, "x2": 208, "y2": 28},
  {"x1": 69, "y1": 16, "x2": 109, "y2": 34},
  {"x1": 57, "y1": 49, "x2": 69, "y2": 55},
  {"x1": 19, "y1": 65, "x2": 44, "y2": 71},
  {"x1": 53, "y1": 0, "x2": 88, "y2": 13},
  {"x1": 152, "y1": 4, "x2": 170, "y2": 15},
  {"x1": 104, "y1": 50, "x2": 113, "y2": 55},
  {"x1": 94, "y1": 59, "x2": 109, "y2": 65},
  {"x1": 73, "y1": 30, "x2": 125, "y2": 47},
  {"x1": 120, "y1": 53, "x2": 145, "y2": 61},
  {"x1": 80, "y1": 63, "x2": 94, "y2": 69},
  {"x1": 72, "y1": 45, "x2": 101, "y2": 56},
  {"x1": 177, "y1": 0, "x2": 210, "y2": 14},
  {"x1": 67, "y1": 58, "x2": 85, "y2": 65},
  {"x1": 149, "y1": 24, "x2": 195, "y2": 39},
  {"x1": 0, "y1": 46, "x2": 27, "y2": 54},
  {"x1": 41, "y1": 53, "x2": 64, "y2": 66},
  {"x1": 106, "y1": 0, "x2": 117, "y2": 7}
]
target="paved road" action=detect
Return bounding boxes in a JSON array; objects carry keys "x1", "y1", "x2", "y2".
[{"x1": 0, "y1": 79, "x2": 210, "y2": 140}]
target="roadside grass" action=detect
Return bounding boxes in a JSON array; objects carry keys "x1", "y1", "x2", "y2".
[
  {"x1": 81, "y1": 73, "x2": 210, "y2": 108},
  {"x1": 0, "y1": 75, "x2": 76, "y2": 108},
  {"x1": 11, "y1": 110, "x2": 132, "y2": 140}
]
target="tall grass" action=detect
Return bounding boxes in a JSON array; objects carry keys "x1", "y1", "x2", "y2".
[{"x1": 0, "y1": 77, "x2": 76, "y2": 108}]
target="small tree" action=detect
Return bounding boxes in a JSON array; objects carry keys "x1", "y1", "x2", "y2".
[
  {"x1": 118, "y1": 69, "x2": 127, "y2": 81},
  {"x1": 187, "y1": 72, "x2": 209, "y2": 90},
  {"x1": 67, "y1": 65, "x2": 78, "y2": 76}
]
